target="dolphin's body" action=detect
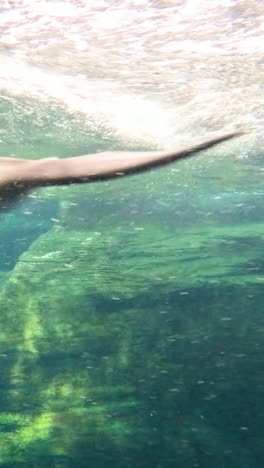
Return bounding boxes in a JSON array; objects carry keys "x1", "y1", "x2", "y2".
[{"x1": 0, "y1": 131, "x2": 241, "y2": 211}]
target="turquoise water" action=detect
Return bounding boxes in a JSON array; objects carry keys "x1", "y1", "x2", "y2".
[
  {"x1": 0, "y1": 1, "x2": 264, "y2": 466},
  {"x1": 0, "y1": 129, "x2": 264, "y2": 468}
]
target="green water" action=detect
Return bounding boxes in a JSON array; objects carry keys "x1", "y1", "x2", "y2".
[{"x1": 0, "y1": 124, "x2": 263, "y2": 467}]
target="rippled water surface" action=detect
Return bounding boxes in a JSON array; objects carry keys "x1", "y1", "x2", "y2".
[{"x1": 0, "y1": 1, "x2": 264, "y2": 467}]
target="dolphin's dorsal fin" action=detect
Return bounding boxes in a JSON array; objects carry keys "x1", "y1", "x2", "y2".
[
  {"x1": 16, "y1": 130, "x2": 243, "y2": 187},
  {"x1": 0, "y1": 130, "x2": 243, "y2": 211}
]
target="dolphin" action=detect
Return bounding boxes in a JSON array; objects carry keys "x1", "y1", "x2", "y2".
[{"x1": 0, "y1": 131, "x2": 241, "y2": 211}]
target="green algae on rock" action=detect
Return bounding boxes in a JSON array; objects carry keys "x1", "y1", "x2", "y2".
[{"x1": 0, "y1": 216, "x2": 264, "y2": 466}]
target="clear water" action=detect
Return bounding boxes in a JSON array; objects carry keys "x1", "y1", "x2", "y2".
[{"x1": 0, "y1": 1, "x2": 264, "y2": 467}]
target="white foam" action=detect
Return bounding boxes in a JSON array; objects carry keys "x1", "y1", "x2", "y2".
[{"x1": 0, "y1": 0, "x2": 262, "y2": 146}]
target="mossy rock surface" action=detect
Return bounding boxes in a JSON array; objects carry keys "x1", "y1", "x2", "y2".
[{"x1": 0, "y1": 217, "x2": 264, "y2": 466}]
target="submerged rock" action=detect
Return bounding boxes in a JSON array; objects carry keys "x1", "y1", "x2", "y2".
[{"x1": 0, "y1": 218, "x2": 264, "y2": 466}]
